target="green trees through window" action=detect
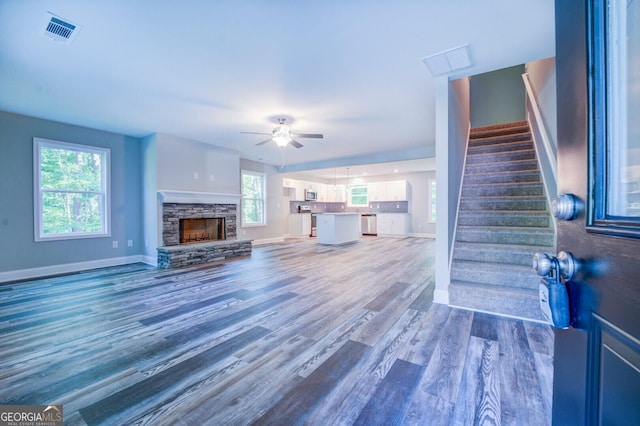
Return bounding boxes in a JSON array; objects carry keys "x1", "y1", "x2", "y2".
[
  {"x1": 241, "y1": 170, "x2": 266, "y2": 226},
  {"x1": 349, "y1": 185, "x2": 368, "y2": 206},
  {"x1": 34, "y1": 138, "x2": 110, "y2": 240}
]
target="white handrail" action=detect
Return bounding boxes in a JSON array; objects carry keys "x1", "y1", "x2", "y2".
[{"x1": 522, "y1": 73, "x2": 557, "y2": 183}]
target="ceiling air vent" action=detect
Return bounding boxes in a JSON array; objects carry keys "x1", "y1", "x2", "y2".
[{"x1": 42, "y1": 13, "x2": 81, "y2": 44}]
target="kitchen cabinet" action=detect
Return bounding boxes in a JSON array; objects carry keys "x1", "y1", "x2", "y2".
[
  {"x1": 385, "y1": 180, "x2": 408, "y2": 201},
  {"x1": 367, "y1": 180, "x2": 408, "y2": 201},
  {"x1": 376, "y1": 213, "x2": 409, "y2": 236},
  {"x1": 289, "y1": 213, "x2": 311, "y2": 237},
  {"x1": 325, "y1": 184, "x2": 346, "y2": 202},
  {"x1": 367, "y1": 182, "x2": 385, "y2": 202},
  {"x1": 316, "y1": 213, "x2": 360, "y2": 245}
]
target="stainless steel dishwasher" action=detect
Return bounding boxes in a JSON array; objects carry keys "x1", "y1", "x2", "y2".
[{"x1": 361, "y1": 214, "x2": 377, "y2": 235}]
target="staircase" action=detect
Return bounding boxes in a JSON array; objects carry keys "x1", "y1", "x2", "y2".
[{"x1": 449, "y1": 120, "x2": 555, "y2": 322}]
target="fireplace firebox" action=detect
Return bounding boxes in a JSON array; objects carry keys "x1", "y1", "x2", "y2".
[{"x1": 179, "y1": 218, "x2": 225, "y2": 244}]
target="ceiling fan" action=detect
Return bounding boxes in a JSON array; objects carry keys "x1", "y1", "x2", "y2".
[{"x1": 241, "y1": 118, "x2": 323, "y2": 148}]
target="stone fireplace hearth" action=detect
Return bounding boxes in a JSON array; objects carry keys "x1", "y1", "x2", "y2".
[{"x1": 156, "y1": 191, "x2": 251, "y2": 268}]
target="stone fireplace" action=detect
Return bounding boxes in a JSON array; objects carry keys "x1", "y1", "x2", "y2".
[
  {"x1": 156, "y1": 191, "x2": 251, "y2": 268},
  {"x1": 161, "y1": 202, "x2": 237, "y2": 246}
]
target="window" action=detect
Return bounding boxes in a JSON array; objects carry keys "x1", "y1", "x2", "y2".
[
  {"x1": 241, "y1": 170, "x2": 266, "y2": 226},
  {"x1": 34, "y1": 138, "x2": 110, "y2": 241},
  {"x1": 428, "y1": 179, "x2": 436, "y2": 222},
  {"x1": 348, "y1": 184, "x2": 368, "y2": 206}
]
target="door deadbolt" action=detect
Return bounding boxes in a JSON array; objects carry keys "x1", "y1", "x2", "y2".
[
  {"x1": 533, "y1": 251, "x2": 579, "y2": 281},
  {"x1": 552, "y1": 193, "x2": 583, "y2": 221}
]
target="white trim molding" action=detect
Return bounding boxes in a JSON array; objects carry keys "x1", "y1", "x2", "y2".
[
  {"x1": 158, "y1": 190, "x2": 242, "y2": 205},
  {"x1": 0, "y1": 255, "x2": 148, "y2": 283}
]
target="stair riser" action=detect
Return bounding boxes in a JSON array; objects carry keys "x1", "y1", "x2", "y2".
[
  {"x1": 468, "y1": 140, "x2": 533, "y2": 154},
  {"x1": 450, "y1": 268, "x2": 540, "y2": 289},
  {"x1": 461, "y1": 184, "x2": 544, "y2": 197},
  {"x1": 465, "y1": 161, "x2": 539, "y2": 174},
  {"x1": 466, "y1": 150, "x2": 536, "y2": 165},
  {"x1": 470, "y1": 125, "x2": 530, "y2": 140},
  {"x1": 456, "y1": 230, "x2": 554, "y2": 246},
  {"x1": 464, "y1": 172, "x2": 541, "y2": 185},
  {"x1": 453, "y1": 248, "x2": 535, "y2": 266},
  {"x1": 460, "y1": 199, "x2": 547, "y2": 211},
  {"x1": 457, "y1": 214, "x2": 549, "y2": 227},
  {"x1": 448, "y1": 283, "x2": 546, "y2": 321}
]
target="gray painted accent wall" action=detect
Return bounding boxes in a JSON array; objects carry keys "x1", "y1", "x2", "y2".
[
  {"x1": 526, "y1": 57, "x2": 557, "y2": 149},
  {"x1": 0, "y1": 110, "x2": 143, "y2": 273},
  {"x1": 470, "y1": 65, "x2": 526, "y2": 127}
]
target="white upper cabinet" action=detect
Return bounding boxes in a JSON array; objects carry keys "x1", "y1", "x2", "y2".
[
  {"x1": 385, "y1": 180, "x2": 408, "y2": 201},
  {"x1": 367, "y1": 180, "x2": 408, "y2": 201},
  {"x1": 285, "y1": 179, "x2": 407, "y2": 202}
]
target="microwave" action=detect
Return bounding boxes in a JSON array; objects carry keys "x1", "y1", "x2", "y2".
[{"x1": 304, "y1": 190, "x2": 318, "y2": 201}]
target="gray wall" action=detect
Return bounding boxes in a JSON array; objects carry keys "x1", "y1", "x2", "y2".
[
  {"x1": 470, "y1": 64, "x2": 526, "y2": 127},
  {"x1": 526, "y1": 57, "x2": 557, "y2": 149},
  {"x1": 240, "y1": 158, "x2": 287, "y2": 243},
  {"x1": 156, "y1": 133, "x2": 239, "y2": 193},
  {"x1": 0, "y1": 110, "x2": 143, "y2": 275}
]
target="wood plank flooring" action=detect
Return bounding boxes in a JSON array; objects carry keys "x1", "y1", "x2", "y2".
[{"x1": 0, "y1": 237, "x2": 553, "y2": 425}]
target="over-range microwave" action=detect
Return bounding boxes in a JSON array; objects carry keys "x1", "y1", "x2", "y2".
[{"x1": 304, "y1": 190, "x2": 318, "y2": 201}]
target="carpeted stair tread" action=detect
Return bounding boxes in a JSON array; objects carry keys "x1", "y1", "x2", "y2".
[
  {"x1": 450, "y1": 260, "x2": 540, "y2": 288},
  {"x1": 466, "y1": 148, "x2": 536, "y2": 164},
  {"x1": 449, "y1": 281, "x2": 546, "y2": 322},
  {"x1": 458, "y1": 210, "x2": 550, "y2": 227},
  {"x1": 467, "y1": 138, "x2": 533, "y2": 154},
  {"x1": 469, "y1": 131, "x2": 532, "y2": 145},
  {"x1": 464, "y1": 159, "x2": 539, "y2": 174},
  {"x1": 463, "y1": 170, "x2": 541, "y2": 184},
  {"x1": 470, "y1": 125, "x2": 530, "y2": 140},
  {"x1": 453, "y1": 241, "x2": 555, "y2": 266},
  {"x1": 456, "y1": 226, "x2": 554, "y2": 246},
  {"x1": 461, "y1": 182, "x2": 544, "y2": 197},
  {"x1": 459, "y1": 196, "x2": 547, "y2": 211}
]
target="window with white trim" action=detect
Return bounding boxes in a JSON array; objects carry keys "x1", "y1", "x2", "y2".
[
  {"x1": 34, "y1": 138, "x2": 110, "y2": 241},
  {"x1": 348, "y1": 184, "x2": 368, "y2": 206},
  {"x1": 241, "y1": 170, "x2": 266, "y2": 226}
]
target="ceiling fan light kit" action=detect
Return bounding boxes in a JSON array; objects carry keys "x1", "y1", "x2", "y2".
[
  {"x1": 272, "y1": 123, "x2": 292, "y2": 147},
  {"x1": 241, "y1": 118, "x2": 323, "y2": 150}
]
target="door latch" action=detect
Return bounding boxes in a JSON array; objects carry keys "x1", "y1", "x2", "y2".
[{"x1": 533, "y1": 251, "x2": 580, "y2": 328}]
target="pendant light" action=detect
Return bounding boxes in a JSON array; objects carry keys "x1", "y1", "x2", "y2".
[{"x1": 346, "y1": 167, "x2": 351, "y2": 193}]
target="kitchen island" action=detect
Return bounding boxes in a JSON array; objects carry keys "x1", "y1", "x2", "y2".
[{"x1": 315, "y1": 213, "x2": 360, "y2": 245}]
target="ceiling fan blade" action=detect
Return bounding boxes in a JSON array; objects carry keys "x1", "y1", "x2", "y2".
[
  {"x1": 292, "y1": 133, "x2": 323, "y2": 139},
  {"x1": 255, "y1": 138, "x2": 273, "y2": 146},
  {"x1": 290, "y1": 139, "x2": 304, "y2": 148},
  {"x1": 241, "y1": 131, "x2": 271, "y2": 136}
]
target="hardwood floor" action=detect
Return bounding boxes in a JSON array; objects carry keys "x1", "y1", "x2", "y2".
[{"x1": 0, "y1": 237, "x2": 553, "y2": 425}]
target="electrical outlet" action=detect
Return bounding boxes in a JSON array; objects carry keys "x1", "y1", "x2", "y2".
[
  {"x1": 112, "y1": 241, "x2": 118, "y2": 248},
  {"x1": 127, "y1": 240, "x2": 133, "y2": 247},
  {"x1": 193, "y1": 172, "x2": 199, "y2": 180}
]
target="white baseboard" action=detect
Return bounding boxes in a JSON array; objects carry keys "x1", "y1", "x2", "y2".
[
  {"x1": 409, "y1": 233, "x2": 436, "y2": 239},
  {"x1": 0, "y1": 255, "x2": 148, "y2": 283},
  {"x1": 143, "y1": 255, "x2": 158, "y2": 267},
  {"x1": 433, "y1": 288, "x2": 449, "y2": 305},
  {"x1": 251, "y1": 236, "x2": 286, "y2": 246}
]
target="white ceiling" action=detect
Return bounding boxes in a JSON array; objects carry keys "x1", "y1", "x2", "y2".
[{"x1": 0, "y1": 0, "x2": 555, "y2": 179}]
